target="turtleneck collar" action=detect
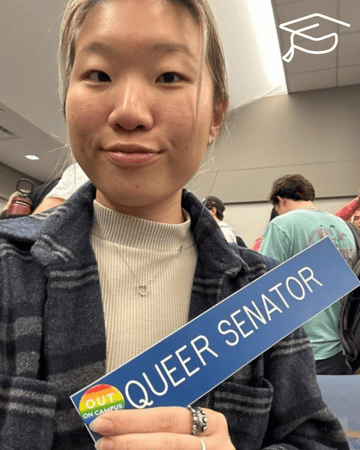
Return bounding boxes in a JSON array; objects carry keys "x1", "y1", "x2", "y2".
[{"x1": 92, "y1": 200, "x2": 193, "y2": 252}]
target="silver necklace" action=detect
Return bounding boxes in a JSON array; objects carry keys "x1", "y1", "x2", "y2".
[{"x1": 114, "y1": 240, "x2": 189, "y2": 296}]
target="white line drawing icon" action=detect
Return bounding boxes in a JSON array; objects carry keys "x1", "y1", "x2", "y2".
[{"x1": 279, "y1": 13, "x2": 350, "y2": 63}]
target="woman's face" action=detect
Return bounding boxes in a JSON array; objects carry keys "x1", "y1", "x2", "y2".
[
  {"x1": 353, "y1": 209, "x2": 360, "y2": 229},
  {"x1": 66, "y1": 0, "x2": 224, "y2": 221}
]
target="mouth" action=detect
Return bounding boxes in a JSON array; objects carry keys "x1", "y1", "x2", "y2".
[
  {"x1": 101, "y1": 144, "x2": 162, "y2": 166},
  {"x1": 102, "y1": 144, "x2": 159, "y2": 154}
]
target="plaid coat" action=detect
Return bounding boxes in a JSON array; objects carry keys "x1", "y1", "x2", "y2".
[{"x1": 0, "y1": 183, "x2": 349, "y2": 450}]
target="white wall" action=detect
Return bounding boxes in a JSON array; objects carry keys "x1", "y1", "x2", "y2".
[
  {"x1": 185, "y1": 85, "x2": 360, "y2": 248},
  {"x1": 187, "y1": 85, "x2": 360, "y2": 203}
]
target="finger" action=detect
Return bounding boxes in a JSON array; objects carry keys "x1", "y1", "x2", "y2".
[
  {"x1": 90, "y1": 406, "x2": 225, "y2": 438},
  {"x1": 90, "y1": 406, "x2": 193, "y2": 436},
  {"x1": 94, "y1": 432, "x2": 206, "y2": 450}
]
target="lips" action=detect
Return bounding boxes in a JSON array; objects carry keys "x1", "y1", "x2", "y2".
[
  {"x1": 101, "y1": 144, "x2": 162, "y2": 167},
  {"x1": 103, "y1": 144, "x2": 159, "y2": 154}
]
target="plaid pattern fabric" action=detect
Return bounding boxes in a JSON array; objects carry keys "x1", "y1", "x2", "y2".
[{"x1": 0, "y1": 183, "x2": 349, "y2": 450}]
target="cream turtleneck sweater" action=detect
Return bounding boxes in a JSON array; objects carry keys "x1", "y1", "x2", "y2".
[{"x1": 90, "y1": 200, "x2": 197, "y2": 373}]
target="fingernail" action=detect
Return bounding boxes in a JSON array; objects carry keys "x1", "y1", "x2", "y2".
[
  {"x1": 94, "y1": 438, "x2": 113, "y2": 450},
  {"x1": 89, "y1": 417, "x2": 112, "y2": 434}
]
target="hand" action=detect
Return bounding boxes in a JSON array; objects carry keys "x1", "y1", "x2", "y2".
[{"x1": 90, "y1": 406, "x2": 235, "y2": 450}]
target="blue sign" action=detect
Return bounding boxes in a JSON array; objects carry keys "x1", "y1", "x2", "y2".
[{"x1": 71, "y1": 237, "x2": 359, "y2": 441}]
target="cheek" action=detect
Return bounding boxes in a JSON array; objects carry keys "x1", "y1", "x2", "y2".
[
  {"x1": 160, "y1": 93, "x2": 211, "y2": 147},
  {"x1": 168, "y1": 93, "x2": 194, "y2": 122},
  {"x1": 66, "y1": 88, "x2": 107, "y2": 136}
]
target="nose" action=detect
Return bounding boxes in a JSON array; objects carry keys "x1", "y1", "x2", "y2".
[{"x1": 108, "y1": 77, "x2": 154, "y2": 131}]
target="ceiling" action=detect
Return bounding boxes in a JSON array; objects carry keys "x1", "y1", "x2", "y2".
[
  {"x1": 272, "y1": 0, "x2": 360, "y2": 92},
  {"x1": 0, "y1": 0, "x2": 359, "y2": 183}
]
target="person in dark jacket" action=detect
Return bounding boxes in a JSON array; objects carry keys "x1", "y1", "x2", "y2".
[
  {"x1": 0, "y1": 1, "x2": 349, "y2": 450},
  {"x1": 0, "y1": 178, "x2": 60, "y2": 219}
]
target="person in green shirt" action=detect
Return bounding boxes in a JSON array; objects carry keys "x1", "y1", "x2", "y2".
[{"x1": 260, "y1": 174, "x2": 356, "y2": 374}]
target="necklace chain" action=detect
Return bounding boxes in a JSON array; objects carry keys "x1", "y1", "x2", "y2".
[{"x1": 114, "y1": 239, "x2": 188, "y2": 296}]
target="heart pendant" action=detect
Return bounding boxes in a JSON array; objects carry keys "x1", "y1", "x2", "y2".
[{"x1": 137, "y1": 285, "x2": 148, "y2": 296}]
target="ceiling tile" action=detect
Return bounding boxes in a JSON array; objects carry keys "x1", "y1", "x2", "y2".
[
  {"x1": 277, "y1": 0, "x2": 338, "y2": 45},
  {"x1": 338, "y1": 65, "x2": 360, "y2": 86},
  {"x1": 287, "y1": 69, "x2": 337, "y2": 92},
  {"x1": 338, "y1": 32, "x2": 360, "y2": 66},
  {"x1": 339, "y1": 0, "x2": 360, "y2": 34}
]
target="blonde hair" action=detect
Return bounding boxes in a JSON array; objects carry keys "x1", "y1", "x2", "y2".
[{"x1": 58, "y1": 0, "x2": 229, "y2": 118}]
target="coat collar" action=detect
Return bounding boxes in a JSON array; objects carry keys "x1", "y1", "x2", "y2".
[
  {"x1": 0, "y1": 183, "x2": 247, "y2": 277},
  {"x1": 181, "y1": 189, "x2": 248, "y2": 277}
]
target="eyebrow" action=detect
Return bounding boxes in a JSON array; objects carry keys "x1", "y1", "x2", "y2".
[
  {"x1": 80, "y1": 41, "x2": 198, "y2": 62},
  {"x1": 154, "y1": 43, "x2": 198, "y2": 61}
]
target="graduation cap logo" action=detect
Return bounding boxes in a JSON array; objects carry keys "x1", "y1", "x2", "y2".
[{"x1": 279, "y1": 13, "x2": 350, "y2": 63}]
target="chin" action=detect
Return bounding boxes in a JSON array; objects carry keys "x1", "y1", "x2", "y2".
[{"x1": 99, "y1": 188, "x2": 160, "y2": 207}]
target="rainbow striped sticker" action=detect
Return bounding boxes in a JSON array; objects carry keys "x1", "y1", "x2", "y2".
[{"x1": 79, "y1": 384, "x2": 125, "y2": 423}]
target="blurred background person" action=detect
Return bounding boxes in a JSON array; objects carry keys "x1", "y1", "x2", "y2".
[
  {"x1": 0, "y1": 178, "x2": 60, "y2": 219},
  {"x1": 203, "y1": 196, "x2": 248, "y2": 250},
  {"x1": 260, "y1": 174, "x2": 356, "y2": 375},
  {"x1": 335, "y1": 192, "x2": 360, "y2": 225},
  {"x1": 33, "y1": 162, "x2": 88, "y2": 213},
  {"x1": 252, "y1": 206, "x2": 278, "y2": 252},
  {"x1": 203, "y1": 196, "x2": 238, "y2": 243},
  {"x1": 352, "y1": 209, "x2": 360, "y2": 229}
]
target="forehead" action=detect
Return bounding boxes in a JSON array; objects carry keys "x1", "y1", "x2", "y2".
[{"x1": 75, "y1": 0, "x2": 201, "y2": 60}]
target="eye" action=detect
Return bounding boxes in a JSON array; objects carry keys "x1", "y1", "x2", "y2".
[
  {"x1": 87, "y1": 71, "x2": 111, "y2": 83},
  {"x1": 157, "y1": 72, "x2": 183, "y2": 83}
]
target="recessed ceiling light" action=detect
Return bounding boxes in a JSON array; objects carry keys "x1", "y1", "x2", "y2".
[{"x1": 25, "y1": 155, "x2": 40, "y2": 161}]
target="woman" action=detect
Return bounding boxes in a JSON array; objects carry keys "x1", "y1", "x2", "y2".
[
  {"x1": 0, "y1": 1, "x2": 349, "y2": 449},
  {"x1": 335, "y1": 193, "x2": 360, "y2": 224},
  {"x1": 352, "y1": 209, "x2": 360, "y2": 229}
]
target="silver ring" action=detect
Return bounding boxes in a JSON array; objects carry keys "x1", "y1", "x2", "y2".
[
  {"x1": 197, "y1": 437, "x2": 207, "y2": 450},
  {"x1": 187, "y1": 406, "x2": 208, "y2": 435}
]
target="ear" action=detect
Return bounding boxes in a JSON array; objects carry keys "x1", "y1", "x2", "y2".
[
  {"x1": 277, "y1": 196, "x2": 286, "y2": 207},
  {"x1": 208, "y1": 99, "x2": 228, "y2": 145}
]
